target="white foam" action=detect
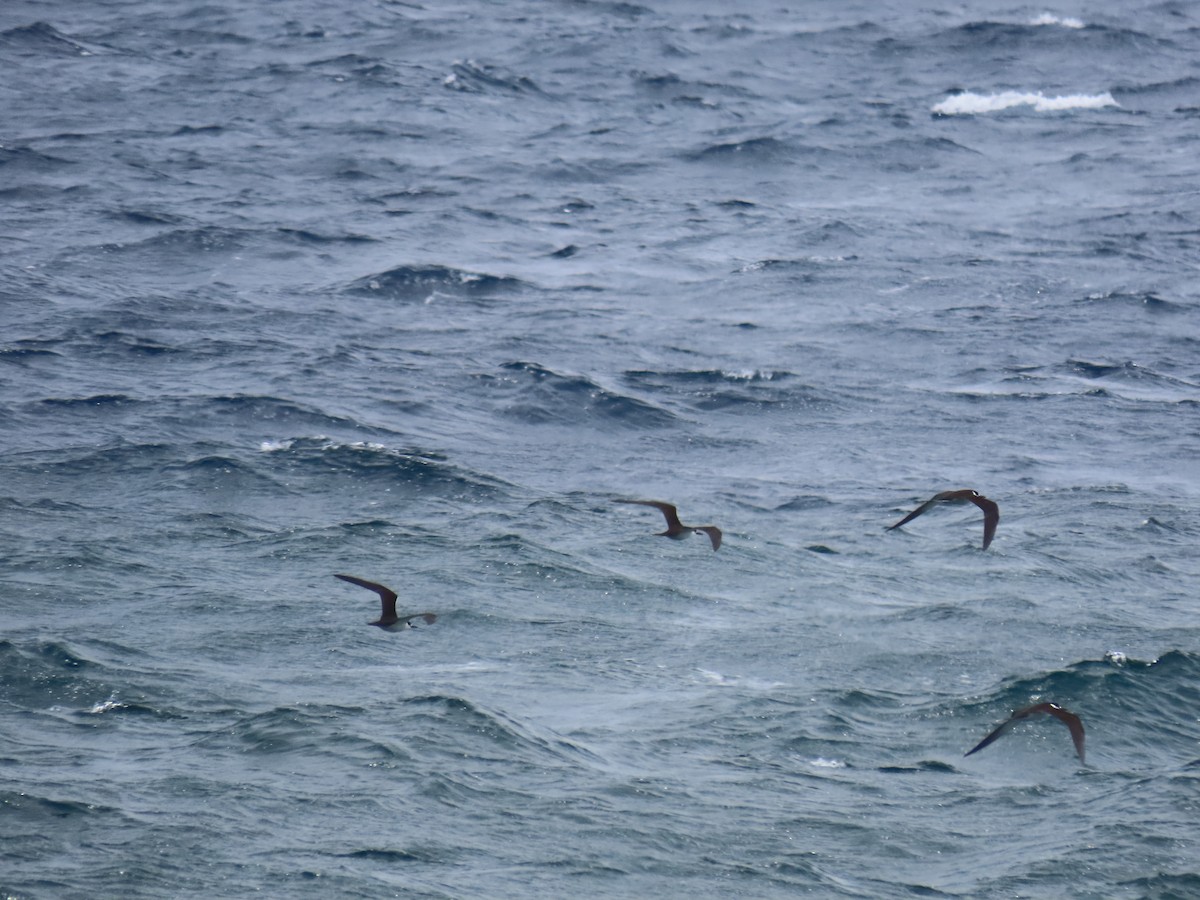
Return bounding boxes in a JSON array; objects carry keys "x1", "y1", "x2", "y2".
[
  {"x1": 86, "y1": 696, "x2": 125, "y2": 714},
  {"x1": 1030, "y1": 13, "x2": 1085, "y2": 28},
  {"x1": 721, "y1": 369, "x2": 779, "y2": 381},
  {"x1": 258, "y1": 436, "x2": 387, "y2": 453},
  {"x1": 932, "y1": 90, "x2": 1118, "y2": 115},
  {"x1": 807, "y1": 757, "x2": 847, "y2": 769},
  {"x1": 696, "y1": 668, "x2": 786, "y2": 689}
]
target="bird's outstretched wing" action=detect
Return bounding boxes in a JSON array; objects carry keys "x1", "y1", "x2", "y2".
[
  {"x1": 965, "y1": 702, "x2": 1085, "y2": 764},
  {"x1": 614, "y1": 499, "x2": 683, "y2": 530},
  {"x1": 334, "y1": 573, "x2": 398, "y2": 619},
  {"x1": 695, "y1": 526, "x2": 722, "y2": 551}
]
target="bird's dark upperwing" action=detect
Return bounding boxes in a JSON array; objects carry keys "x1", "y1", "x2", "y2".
[
  {"x1": 964, "y1": 716, "x2": 1020, "y2": 758},
  {"x1": 334, "y1": 573, "x2": 398, "y2": 619},
  {"x1": 969, "y1": 495, "x2": 1000, "y2": 550},
  {"x1": 888, "y1": 499, "x2": 938, "y2": 531},
  {"x1": 696, "y1": 526, "x2": 722, "y2": 551},
  {"x1": 965, "y1": 702, "x2": 1085, "y2": 764},
  {"x1": 614, "y1": 499, "x2": 684, "y2": 531}
]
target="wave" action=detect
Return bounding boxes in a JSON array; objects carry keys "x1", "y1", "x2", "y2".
[
  {"x1": 345, "y1": 264, "x2": 527, "y2": 302},
  {"x1": 931, "y1": 90, "x2": 1118, "y2": 116},
  {"x1": 873, "y1": 17, "x2": 1153, "y2": 67},
  {"x1": 864, "y1": 136, "x2": 980, "y2": 172},
  {"x1": 738, "y1": 243, "x2": 858, "y2": 270},
  {"x1": 0, "y1": 640, "x2": 148, "y2": 713},
  {"x1": 1109, "y1": 76, "x2": 1200, "y2": 116},
  {"x1": 275, "y1": 227, "x2": 378, "y2": 245},
  {"x1": 0, "y1": 495, "x2": 86, "y2": 514},
  {"x1": 1058, "y1": 359, "x2": 1182, "y2": 382},
  {"x1": 0, "y1": 143, "x2": 76, "y2": 172},
  {"x1": 77, "y1": 696, "x2": 180, "y2": 718},
  {"x1": 631, "y1": 70, "x2": 754, "y2": 108},
  {"x1": 301, "y1": 53, "x2": 409, "y2": 87},
  {"x1": 199, "y1": 705, "x2": 413, "y2": 763},
  {"x1": 36, "y1": 393, "x2": 141, "y2": 410},
  {"x1": 684, "y1": 136, "x2": 831, "y2": 165},
  {"x1": 933, "y1": 19, "x2": 1166, "y2": 53},
  {"x1": 337, "y1": 847, "x2": 433, "y2": 863},
  {"x1": 1116, "y1": 873, "x2": 1200, "y2": 896},
  {"x1": 0, "y1": 438, "x2": 295, "y2": 504},
  {"x1": 107, "y1": 208, "x2": 188, "y2": 226},
  {"x1": 91, "y1": 225, "x2": 256, "y2": 257},
  {"x1": 0, "y1": 789, "x2": 125, "y2": 823},
  {"x1": 259, "y1": 436, "x2": 509, "y2": 494},
  {"x1": 475, "y1": 361, "x2": 676, "y2": 428},
  {"x1": 1028, "y1": 13, "x2": 1084, "y2": 29},
  {"x1": 1074, "y1": 290, "x2": 1182, "y2": 313},
  {"x1": 0, "y1": 338, "x2": 65, "y2": 366},
  {"x1": 444, "y1": 59, "x2": 547, "y2": 95},
  {"x1": 1051, "y1": 359, "x2": 1197, "y2": 398},
  {"x1": 183, "y1": 394, "x2": 374, "y2": 434},
  {"x1": 88, "y1": 329, "x2": 178, "y2": 356},
  {"x1": 952, "y1": 358, "x2": 1200, "y2": 404},
  {"x1": 933, "y1": 90, "x2": 1119, "y2": 116},
  {"x1": 19, "y1": 391, "x2": 394, "y2": 445},
  {"x1": 398, "y1": 695, "x2": 605, "y2": 769},
  {"x1": 162, "y1": 454, "x2": 289, "y2": 494},
  {"x1": 0, "y1": 21, "x2": 114, "y2": 57},
  {"x1": 10, "y1": 440, "x2": 175, "y2": 478},
  {"x1": 622, "y1": 368, "x2": 835, "y2": 413}
]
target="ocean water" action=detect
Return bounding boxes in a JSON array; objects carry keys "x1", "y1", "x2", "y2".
[{"x1": 2, "y1": 0, "x2": 1199, "y2": 897}]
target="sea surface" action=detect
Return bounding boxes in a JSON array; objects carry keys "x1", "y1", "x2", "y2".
[{"x1": 2, "y1": 1, "x2": 1199, "y2": 897}]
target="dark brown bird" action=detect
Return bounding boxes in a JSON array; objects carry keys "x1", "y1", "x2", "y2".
[
  {"x1": 888, "y1": 489, "x2": 999, "y2": 550},
  {"x1": 965, "y1": 702, "x2": 1086, "y2": 764},
  {"x1": 614, "y1": 499, "x2": 722, "y2": 551},
  {"x1": 333, "y1": 574, "x2": 437, "y2": 631}
]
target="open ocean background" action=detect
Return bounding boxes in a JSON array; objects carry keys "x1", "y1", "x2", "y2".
[{"x1": 3, "y1": 1, "x2": 1200, "y2": 897}]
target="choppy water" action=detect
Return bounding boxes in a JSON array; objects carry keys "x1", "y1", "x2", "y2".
[{"x1": 3, "y1": 1, "x2": 1200, "y2": 897}]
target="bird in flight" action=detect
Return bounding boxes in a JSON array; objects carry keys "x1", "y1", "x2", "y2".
[
  {"x1": 613, "y1": 499, "x2": 722, "y2": 551},
  {"x1": 333, "y1": 574, "x2": 438, "y2": 630},
  {"x1": 965, "y1": 702, "x2": 1085, "y2": 764},
  {"x1": 888, "y1": 489, "x2": 999, "y2": 550}
]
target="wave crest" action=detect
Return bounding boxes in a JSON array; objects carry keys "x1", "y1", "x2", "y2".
[
  {"x1": 475, "y1": 361, "x2": 676, "y2": 428},
  {"x1": 933, "y1": 90, "x2": 1118, "y2": 115},
  {"x1": 346, "y1": 265, "x2": 526, "y2": 302}
]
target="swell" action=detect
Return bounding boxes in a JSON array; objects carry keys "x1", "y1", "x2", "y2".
[
  {"x1": 471, "y1": 361, "x2": 676, "y2": 428},
  {"x1": 622, "y1": 368, "x2": 837, "y2": 413},
  {"x1": 181, "y1": 695, "x2": 606, "y2": 801},
  {"x1": 0, "y1": 639, "x2": 182, "y2": 720},
  {"x1": 0, "y1": 22, "x2": 116, "y2": 57},
  {"x1": 683, "y1": 135, "x2": 834, "y2": 166},
  {"x1": 257, "y1": 436, "x2": 509, "y2": 496},
  {"x1": 345, "y1": 265, "x2": 528, "y2": 302}
]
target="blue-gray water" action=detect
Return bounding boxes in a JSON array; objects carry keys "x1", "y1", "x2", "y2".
[{"x1": 3, "y1": 1, "x2": 1199, "y2": 897}]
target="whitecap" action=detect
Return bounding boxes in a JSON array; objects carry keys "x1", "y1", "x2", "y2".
[
  {"x1": 86, "y1": 696, "x2": 125, "y2": 714},
  {"x1": 1030, "y1": 13, "x2": 1085, "y2": 28},
  {"x1": 720, "y1": 369, "x2": 779, "y2": 381},
  {"x1": 807, "y1": 757, "x2": 847, "y2": 769},
  {"x1": 933, "y1": 90, "x2": 1117, "y2": 115},
  {"x1": 696, "y1": 669, "x2": 785, "y2": 689}
]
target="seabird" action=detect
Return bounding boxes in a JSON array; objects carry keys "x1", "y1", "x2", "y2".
[
  {"x1": 888, "y1": 489, "x2": 999, "y2": 550},
  {"x1": 614, "y1": 499, "x2": 722, "y2": 551},
  {"x1": 965, "y1": 702, "x2": 1086, "y2": 764},
  {"x1": 333, "y1": 574, "x2": 437, "y2": 630}
]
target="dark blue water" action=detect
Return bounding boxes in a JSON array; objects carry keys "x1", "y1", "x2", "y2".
[{"x1": 3, "y1": 2, "x2": 1199, "y2": 897}]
